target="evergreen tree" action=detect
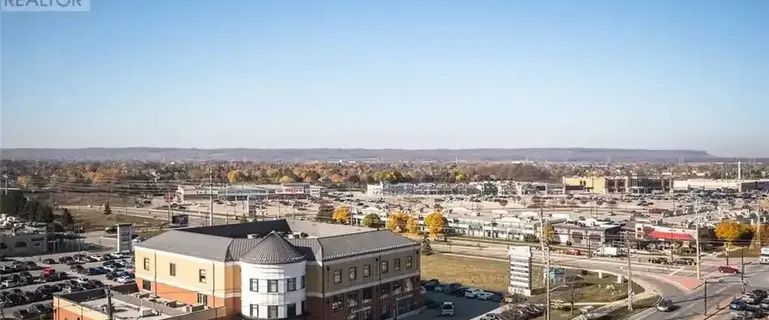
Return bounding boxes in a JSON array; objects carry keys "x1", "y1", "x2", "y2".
[
  {"x1": 37, "y1": 206, "x2": 54, "y2": 223},
  {"x1": 103, "y1": 202, "x2": 112, "y2": 215},
  {"x1": 421, "y1": 238, "x2": 434, "y2": 256},
  {"x1": 61, "y1": 208, "x2": 75, "y2": 226}
]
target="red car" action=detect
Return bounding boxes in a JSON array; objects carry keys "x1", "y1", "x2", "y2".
[
  {"x1": 564, "y1": 249, "x2": 582, "y2": 256},
  {"x1": 718, "y1": 266, "x2": 739, "y2": 274}
]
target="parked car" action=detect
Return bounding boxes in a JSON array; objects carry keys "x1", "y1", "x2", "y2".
[
  {"x1": 476, "y1": 292, "x2": 495, "y2": 300},
  {"x1": 115, "y1": 276, "x2": 135, "y2": 284},
  {"x1": 12, "y1": 310, "x2": 33, "y2": 320},
  {"x1": 441, "y1": 302, "x2": 455, "y2": 316},
  {"x1": 759, "y1": 298, "x2": 769, "y2": 310},
  {"x1": 42, "y1": 258, "x2": 56, "y2": 265},
  {"x1": 732, "y1": 299, "x2": 747, "y2": 310},
  {"x1": 743, "y1": 293, "x2": 760, "y2": 304},
  {"x1": 464, "y1": 288, "x2": 484, "y2": 298},
  {"x1": 752, "y1": 290, "x2": 768, "y2": 300}
]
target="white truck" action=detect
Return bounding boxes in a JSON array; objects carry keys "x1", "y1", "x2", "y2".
[
  {"x1": 593, "y1": 246, "x2": 620, "y2": 257},
  {"x1": 759, "y1": 247, "x2": 769, "y2": 265}
]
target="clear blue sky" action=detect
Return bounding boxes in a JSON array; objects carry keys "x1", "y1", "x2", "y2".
[{"x1": 2, "y1": 0, "x2": 768, "y2": 157}]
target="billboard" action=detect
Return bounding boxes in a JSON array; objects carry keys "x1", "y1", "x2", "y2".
[
  {"x1": 508, "y1": 245, "x2": 533, "y2": 296},
  {"x1": 116, "y1": 224, "x2": 133, "y2": 253}
]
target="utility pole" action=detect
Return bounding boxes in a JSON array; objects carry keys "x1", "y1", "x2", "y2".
[
  {"x1": 539, "y1": 207, "x2": 551, "y2": 320},
  {"x1": 741, "y1": 246, "x2": 746, "y2": 293},
  {"x1": 209, "y1": 168, "x2": 214, "y2": 226},
  {"x1": 625, "y1": 232, "x2": 634, "y2": 311},
  {"x1": 104, "y1": 287, "x2": 114, "y2": 320},
  {"x1": 696, "y1": 225, "x2": 701, "y2": 279}
]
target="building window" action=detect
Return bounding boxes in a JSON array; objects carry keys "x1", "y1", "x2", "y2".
[
  {"x1": 250, "y1": 304, "x2": 259, "y2": 317},
  {"x1": 141, "y1": 280, "x2": 151, "y2": 291},
  {"x1": 333, "y1": 269, "x2": 342, "y2": 284},
  {"x1": 380, "y1": 285, "x2": 390, "y2": 299},
  {"x1": 197, "y1": 293, "x2": 208, "y2": 305},
  {"x1": 268, "y1": 306, "x2": 278, "y2": 319},
  {"x1": 250, "y1": 279, "x2": 259, "y2": 292},
  {"x1": 381, "y1": 261, "x2": 388, "y2": 274},
  {"x1": 268, "y1": 280, "x2": 278, "y2": 293},
  {"x1": 143, "y1": 258, "x2": 150, "y2": 271},
  {"x1": 302, "y1": 300, "x2": 306, "y2": 312},
  {"x1": 363, "y1": 264, "x2": 371, "y2": 277},
  {"x1": 301, "y1": 275, "x2": 305, "y2": 289},
  {"x1": 287, "y1": 303, "x2": 296, "y2": 317},
  {"x1": 287, "y1": 278, "x2": 296, "y2": 292},
  {"x1": 362, "y1": 287, "x2": 373, "y2": 304},
  {"x1": 169, "y1": 263, "x2": 176, "y2": 276},
  {"x1": 406, "y1": 256, "x2": 413, "y2": 268},
  {"x1": 332, "y1": 295, "x2": 343, "y2": 311},
  {"x1": 393, "y1": 281, "x2": 402, "y2": 295},
  {"x1": 349, "y1": 267, "x2": 357, "y2": 281},
  {"x1": 394, "y1": 258, "x2": 401, "y2": 271},
  {"x1": 198, "y1": 269, "x2": 206, "y2": 283},
  {"x1": 348, "y1": 292, "x2": 359, "y2": 308},
  {"x1": 405, "y1": 278, "x2": 413, "y2": 292}
]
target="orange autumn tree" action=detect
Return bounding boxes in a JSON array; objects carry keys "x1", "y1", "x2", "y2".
[
  {"x1": 424, "y1": 211, "x2": 447, "y2": 239},
  {"x1": 386, "y1": 211, "x2": 409, "y2": 233}
]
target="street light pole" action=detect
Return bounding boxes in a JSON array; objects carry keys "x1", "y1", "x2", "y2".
[
  {"x1": 741, "y1": 246, "x2": 746, "y2": 293},
  {"x1": 704, "y1": 280, "x2": 708, "y2": 316}
]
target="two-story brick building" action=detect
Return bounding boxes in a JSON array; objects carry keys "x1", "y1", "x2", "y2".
[{"x1": 129, "y1": 219, "x2": 422, "y2": 320}]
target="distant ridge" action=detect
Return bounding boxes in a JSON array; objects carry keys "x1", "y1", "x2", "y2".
[{"x1": 0, "y1": 147, "x2": 723, "y2": 162}]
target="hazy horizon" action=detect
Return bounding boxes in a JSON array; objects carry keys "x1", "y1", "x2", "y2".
[{"x1": 2, "y1": 0, "x2": 768, "y2": 157}]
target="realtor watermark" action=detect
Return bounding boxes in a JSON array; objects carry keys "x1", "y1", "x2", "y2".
[{"x1": 1, "y1": 0, "x2": 90, "y2": 12}]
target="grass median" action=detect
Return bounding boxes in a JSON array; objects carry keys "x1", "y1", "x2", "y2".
[{"x1": 421, "y1": 253, "x2": 644, "y2": 303}]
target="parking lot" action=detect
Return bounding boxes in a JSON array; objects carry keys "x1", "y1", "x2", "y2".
[
  {"x1": 421, "y1": 292, "x2": 500, "y2": 319},
  {"x1": 0, "y1": 249, "x2": 134, "y2": 319},
  {"x1": 727, "y1": 288, "x2": 769, "y2": 319}
]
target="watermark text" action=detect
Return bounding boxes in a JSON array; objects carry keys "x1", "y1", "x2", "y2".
[{"x1": 1, "y1": 0, "x2": 90, "y2": 12}]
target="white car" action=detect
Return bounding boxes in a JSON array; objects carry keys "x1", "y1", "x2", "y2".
[
  {"x1": 74, "y1": 277, "x2": 91, "y2": 285},
  {"x1": 476, "y1": 292, "x2": 495, "y2": 300},
  {"x1": 464, "y1": 288, "x2": 484, "y2": 298},
  {"x1": 103, "y1": 265, "x2": 119, "y2": 273},
  {"x1": 89, "y1": 255, "x2": 104, "y2": 261},
  {"x1": 115, "y1": 276, "x2": 135, "y2": 284},
  {"x1": 440, "y1": 302, "x2": 455, "y2": 316}
]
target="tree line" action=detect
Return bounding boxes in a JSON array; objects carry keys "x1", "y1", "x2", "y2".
[
  {"x1": 315, "y1": 203, "x2": 448, "y2": 239},
  {"x1": 0, "y1": 191, "x2": 75, "y2": 231}
]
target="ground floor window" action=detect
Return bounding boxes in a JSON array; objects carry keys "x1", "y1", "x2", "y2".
[
  {"x1": 141, "y1": 279, "x2": 151, "y2": 291},
  {"x1": 268, "y1": 306, "x2": 278, "y2": 319},
  {"x1": 196, "y1": 293, "x2": 208, "y2": 305}
]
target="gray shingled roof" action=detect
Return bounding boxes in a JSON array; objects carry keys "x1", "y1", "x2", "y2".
[
  {"x1": 317, "y1": 230, "x2": 418, "y2": 261},
  {"x1": 136, "y1": 220, "x2": 417, "y2": 263},
  {"x1": 240, "y1": 232, "x2": 306, "y2": 265},
  {"x1": 134, "y1": 230, "x2": 233, "y2": 261}
]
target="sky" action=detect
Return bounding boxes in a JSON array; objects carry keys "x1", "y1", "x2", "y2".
[{"x1": 1, "y1": 0, "x2": 768, "y2": 157}]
